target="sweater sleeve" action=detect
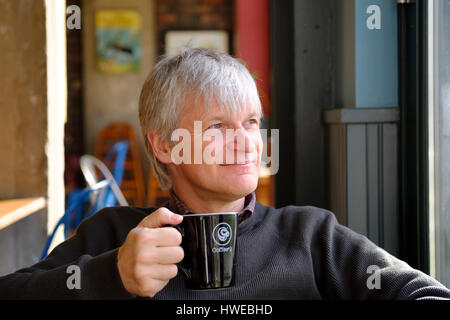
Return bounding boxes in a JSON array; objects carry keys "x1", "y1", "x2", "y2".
[
  {"x1": 0, "y1": 208, "x2": 136, "y2": 299},
  {"x1": 311, "y1": 209, "x2": 450, "y2": 300}
]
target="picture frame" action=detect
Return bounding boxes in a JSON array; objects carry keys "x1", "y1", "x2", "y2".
[
  {"x1": 164, "y1": 30, "x2": 229, "y2": 55},
  {"x1": 95, "y1": 9, "x2": 142, "y2": 74}
]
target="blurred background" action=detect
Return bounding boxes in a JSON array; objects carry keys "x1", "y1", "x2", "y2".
[{"x1": 0, "y1": 0, "x2": 449, "y2": 289}]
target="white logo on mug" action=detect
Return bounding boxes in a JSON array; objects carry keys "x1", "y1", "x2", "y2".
[{"x1": 213, "y1": 222, "x2": 232, "y2": 246}]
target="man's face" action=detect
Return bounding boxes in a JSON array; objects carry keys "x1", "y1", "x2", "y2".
[{"x1": 167, "y1": 100, "x2": 263, "y2": 202}]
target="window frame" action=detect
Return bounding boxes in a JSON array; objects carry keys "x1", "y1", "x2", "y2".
[{"x1": 398, "y1": 0, "x2": 430, "y2": 273}]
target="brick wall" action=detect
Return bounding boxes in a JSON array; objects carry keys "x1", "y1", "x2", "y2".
[{"x1": 156, "y1": 0, "x2": 234, "y2": 55}]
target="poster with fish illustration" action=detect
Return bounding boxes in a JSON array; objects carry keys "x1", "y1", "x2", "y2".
[
  {"x1": 165, "y1": 30, "x2": 229, "y2": 55},
  {"x1": 95, "y1": 10, "x2": 141, "y2": 74}
]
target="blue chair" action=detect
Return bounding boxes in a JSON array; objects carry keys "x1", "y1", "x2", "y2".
[
  {"x1": 40, "y1": 141, "x2": 130, "y2": 260},
  {"x1": 78, "y1": 141, "x2": 129, "y2": 221},
  {"x1": 79, "y1": 155, "x2": 128, "y2": 214},
  {"x1": 96, "y1": 140, "x2": 129, "y2": 207},
  {"x1": 40, "y1": 180, "x2": 111, "y2": 260}
]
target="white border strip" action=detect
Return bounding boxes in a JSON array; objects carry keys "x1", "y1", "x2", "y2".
[
  {"x1": 427, "y1": 0, "x2": 436, "y2": 279},
  {"x1": 45, "y1": 0, "x2": 67, "y2": 250}
]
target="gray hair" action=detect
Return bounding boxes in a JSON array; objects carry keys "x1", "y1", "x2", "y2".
[{"x1": 139, "y1": 47, "x2": 263, "y2": 190}]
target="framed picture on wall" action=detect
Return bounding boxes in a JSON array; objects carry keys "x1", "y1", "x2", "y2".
[
  {"x1": 165, "y1": 30, "x2": 229, "y2": 55},
  {"x1": 95, "y1": 10, "x2": 142, "y2": 74}
]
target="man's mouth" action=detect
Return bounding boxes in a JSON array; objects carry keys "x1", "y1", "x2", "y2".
[{"x1": 220, "y1": 160, "x2": 254, "y2": 166}]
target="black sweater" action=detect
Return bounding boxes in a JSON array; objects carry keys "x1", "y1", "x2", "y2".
[{"x1": 0, "y1": 202, "x2": 449, "y2": 299}]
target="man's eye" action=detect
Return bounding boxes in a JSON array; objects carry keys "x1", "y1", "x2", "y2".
[
  {"x1": 208, "y1": 123, "x2": 223, "y2": 129},
  {"x1": 246, "y1": 119, "x2": 259, "y2": 126}
]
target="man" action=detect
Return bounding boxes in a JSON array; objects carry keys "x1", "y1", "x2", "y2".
[{"x1": 0, "y1": 48, "x2": 449, "y2": 299}]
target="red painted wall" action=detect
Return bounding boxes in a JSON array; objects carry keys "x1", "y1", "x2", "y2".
[{"x1": 235, "y1": 0, "x2": 271, "y2": 116}]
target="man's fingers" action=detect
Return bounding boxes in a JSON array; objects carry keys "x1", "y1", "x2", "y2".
[
  {"x1": 119, "y1": 208, "x2": 184, "y2": 298},
  {"x1": 141, "y1": 279, "x2": 170, "y2": 298},
  {"x1": 147, "y1": 264, "x2": 179, "y2": 281},
  {"x1": 154, "y1": 246, "x2": 185, "y2": 264},
  {"x1": 135, "y1": 227, "x2": 182, "y2": 247},
  {"x1": 138, "y1": 207, "x2": 183, "y2": 229}
]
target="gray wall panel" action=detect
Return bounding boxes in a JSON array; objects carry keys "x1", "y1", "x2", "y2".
[
  {"x1": 367, "y1": 124, "x2": 380, "y2": 245},
  {"x1": 347, "y1": 124, "x2": 368, "y2": 236},
  {"x1": 382, "y1": 124, "x2": 399, "y2": 256},
  {"x1": 324, "y1": 108, "x2": 399, "y2": 257}
]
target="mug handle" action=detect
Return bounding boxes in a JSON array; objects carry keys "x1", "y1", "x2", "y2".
[{"x1": 177, "y1": 264, "x2": 191, "y2": 280}]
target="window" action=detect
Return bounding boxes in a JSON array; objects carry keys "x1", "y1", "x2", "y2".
[{"x1": 429, "y1": 0, "x2": 450, "y2": 287}]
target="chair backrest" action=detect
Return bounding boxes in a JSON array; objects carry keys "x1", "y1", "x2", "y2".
[
  {"x1": 41, "y1": 141, "x2": 132, "y2": 260},
  {"x1": 103, "y1": 140, "x2": 129, "y2": 187},
  {"x1": 40, "y1": 180, "x2": 111, "y2": 260},
  {"x1": 82, "y1": 140, "x2": 129, "y2": 208},
  {"x1": 80, "y1": 154, "x2": 128, "y2": 208},
  {"x1": 147, "y1": 169, "x2": 170, "y2": 207},
  {"x1": 94, "y1": 123, "x2": 145, "y2": 206}
]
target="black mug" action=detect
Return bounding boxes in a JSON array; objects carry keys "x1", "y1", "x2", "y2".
[{"x1": 175, "y1": 212, "x2": 238, "y2": 290}]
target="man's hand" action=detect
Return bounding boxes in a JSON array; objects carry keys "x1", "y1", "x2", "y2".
[{"x1": 117, "y1": 207, "x2": 184, "y2": 297}]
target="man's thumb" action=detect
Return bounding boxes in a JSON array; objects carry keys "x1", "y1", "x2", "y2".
[{"x1": 138, "y1": 207, "x2": 183, "y2": 229}]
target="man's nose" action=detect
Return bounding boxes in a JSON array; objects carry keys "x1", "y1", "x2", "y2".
[{"x1": 225, "y1": 128, "x2": 255, "y2": 153}]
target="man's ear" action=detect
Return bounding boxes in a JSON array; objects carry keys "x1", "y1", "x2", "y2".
[{"x1": 147, "y1": 131, "x2": 172, "y2": 164}]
